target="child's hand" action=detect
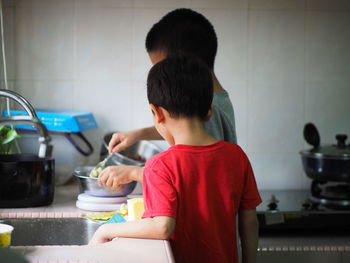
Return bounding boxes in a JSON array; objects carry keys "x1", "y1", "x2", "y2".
[
  {"x1": 88, "y1": 225, "x2": 112, "y2": 245},
  {"x1": 108, "y1": 130, "x2": 142, "y2": 154},
  {"x1": 98, "y1": 165, "x2": 141, "y2": 189}
]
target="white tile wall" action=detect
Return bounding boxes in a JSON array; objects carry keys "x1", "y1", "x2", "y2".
[
  {"x1": 2, "y1": 0, "x2": 350, "y2": 190},
  {"x1": 73, "y1": 80, "x2": 134, "y2": 133},
  {"x1": 191, "y1": 0, "x2": 248, "y2": 9},
  {"x1": 0, "y1": 7, "x2": 15, "y2": 81},
  {"x1": 14, "y1": 7, "x2": 74, "y2": 80},
  {"x1": 307, "y1": 0, "x2": 350, "y2": 11},
  {"x1": 14, "y1": 0, "x2": 74, "y2": 8},
  {"x1": 306, "y1": 11, "x2": 350, "y2": 84},
  {"x1": 200, "y1": 8, "x2": 248, "y2": 83},
  {"x1": 247, "y1": 81, "x2": 305, "y2": 154},
  {"x1": 249, "y1": 152, "x2": 305, "y2": 190},
  {"x1": 248, "y1": 10, "x2": 305, "y2": 85},
  {"x1": 134, "y1": 0, "x2": 190, "y2": 9},
  {"x1": 75, "y1": 7, "x2": 133, "y2": 81},
  {"x1": 75, "y1": 0, "x2": 133, "y2": 8},
  {"x1": 130, "y1": 80, "x2": 153, "y2": 130},
  {"x1": 249, "y1": 0, "x2": 305, "y2": 10},
  {"x1": 131, "y1": 8, "x2": 167, "y2": 81},
  {"x1": 15, "y1": 80, "x2": 74, "y2": 109}
]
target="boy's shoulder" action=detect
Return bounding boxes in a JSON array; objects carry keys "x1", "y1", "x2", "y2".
[
  {"x1": 146, "y1": 140, "x2": 246, "y2": 166},
  {"x1": 217, "y1": 140, "x2": 247, "y2": 157},
  {"x1": 144, "y1": 148, "x2": 174, "y2": 169}
]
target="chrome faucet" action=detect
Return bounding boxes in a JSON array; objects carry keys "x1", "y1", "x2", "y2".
[{"x1": 0, "y1": 89, "x2": 52, "y2": 158}]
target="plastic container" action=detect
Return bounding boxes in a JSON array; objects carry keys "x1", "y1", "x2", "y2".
[
  {"x1": 2, "y1": 109, "x2": 97, "y2": 132},
  {"x1": 0, "y1": 223, "x2": 14, "y2": 248}
]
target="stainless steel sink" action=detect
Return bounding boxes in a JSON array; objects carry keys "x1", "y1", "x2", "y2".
[{"x1": 0, "y1": 218, "x2": 100, "y2": 246}]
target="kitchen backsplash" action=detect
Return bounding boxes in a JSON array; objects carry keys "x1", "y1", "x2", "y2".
[{"x1": 1, "y1": 0, "x2": 350, "y2": 190}]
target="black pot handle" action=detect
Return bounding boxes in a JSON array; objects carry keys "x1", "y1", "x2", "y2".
[
  {"x1": 303, "y1": 123, "x2": 320, "y2": 148},
  {"x1": 64, "y1": 132, "x2": 94, "y2": 157}
]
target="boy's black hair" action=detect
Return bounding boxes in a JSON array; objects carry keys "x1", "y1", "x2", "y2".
[
  {"x1": 147, "y1": 56, "x2": 213, "y2": 121},
  {"x1": 145, "y1": 8, "x2": 218, "y2": 70}
]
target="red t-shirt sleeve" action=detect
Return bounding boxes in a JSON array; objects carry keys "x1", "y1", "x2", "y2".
[
  {"x1": 142, "y1": 159, "x2": 178, "y2": 219},
  {"x1": 239, "y1": 158, "x2": 262, "y2": 210}
]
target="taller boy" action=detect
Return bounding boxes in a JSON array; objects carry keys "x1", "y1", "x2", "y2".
[{"x1": 109, "y1": 9, "x2": 237, "y2": 152}]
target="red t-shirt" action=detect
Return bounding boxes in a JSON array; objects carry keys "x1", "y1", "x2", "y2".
[{"x1": 142, "y1": 140, "x2": 261, "y2": 263}]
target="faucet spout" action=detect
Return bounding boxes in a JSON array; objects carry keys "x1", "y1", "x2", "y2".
[
  {"x1": 0, "y1": 89, "x2": 38, "y2": 118},
  {"x1": 0, "y1": 89, "x2": 52, "y2": 158}
]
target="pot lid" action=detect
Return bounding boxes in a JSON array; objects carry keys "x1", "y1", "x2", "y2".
[{"x1": 301, "y1": 134, "x2": 350, "y2": 159}]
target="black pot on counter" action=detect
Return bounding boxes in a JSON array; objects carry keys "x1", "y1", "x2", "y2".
[
  {"x1": 300, "y1": 123, "x2": 350, "y2": 182},
  {"x1": 0, "y1": 89, "x2": 55, "y2": 208},
  {"x1": 0, "y1": 154, "x2": 55, "y2": 208}
]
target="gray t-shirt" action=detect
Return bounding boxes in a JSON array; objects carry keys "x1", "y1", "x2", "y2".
[{"x1": 204, "y1": 90, "x2": 237, "y2": 144}]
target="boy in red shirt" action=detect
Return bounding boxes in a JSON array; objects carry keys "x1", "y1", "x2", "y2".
[{"x1": 90, "y1": 56, "x2": 261, "y2": 263}]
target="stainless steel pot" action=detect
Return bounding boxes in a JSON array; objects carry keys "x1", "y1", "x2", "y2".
[
  {"x1": 100, "y1": 132, "x2": 162, "y2": 167},
  {"x1": 74, "y1": 166, "x2": 136, "y2": 197},
  {"x1": 300, "y1": 123, "x2": 350, "y2": 182}
]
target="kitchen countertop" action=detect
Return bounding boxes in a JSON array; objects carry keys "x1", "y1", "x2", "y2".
[
  {"x1": 12, "y1": 238, "x2": 174, "y2": 263},
  {"x1": 0, "y1": 180, "x2": 174, "y2": 263},
  {"x1": 1, "y1": 179, "x2": 90, "y2": 215}
]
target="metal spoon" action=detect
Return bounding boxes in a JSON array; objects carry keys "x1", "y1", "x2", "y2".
[{"x1": 89, "y1": 158, "x2": 108, "y2": 178}]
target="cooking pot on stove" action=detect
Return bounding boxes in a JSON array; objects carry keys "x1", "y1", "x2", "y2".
[
  {"x1": 0, "y1": 89, "x2": 54, "y2": 208},
  {"x1": 300, "y1": 123, "x2": 350, "y2": 182}
]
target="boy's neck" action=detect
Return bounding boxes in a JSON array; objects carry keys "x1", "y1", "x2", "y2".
[
  {"x1": 166, "y1": 117, "x2": 218, "y2": 146},
  {"x1": 212, "y1": 72, "x2": 225, "y2": 93}
]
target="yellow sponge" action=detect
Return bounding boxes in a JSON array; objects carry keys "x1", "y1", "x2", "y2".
[{"x1": 127, "y1": 198, "x2": 144, "y2": 221}]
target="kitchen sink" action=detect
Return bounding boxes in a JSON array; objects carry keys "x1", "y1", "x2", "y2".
[{"x1": 0, "y1": 218, "x2": 100, "y2": 246}]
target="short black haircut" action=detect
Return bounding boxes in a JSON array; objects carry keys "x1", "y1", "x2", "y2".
[
  {"x1": 147, "y1": 56, "x2": 213, "y2": 121},
  {"x1": 145, "y1": 8, "x2": 218, "y2": 69}
]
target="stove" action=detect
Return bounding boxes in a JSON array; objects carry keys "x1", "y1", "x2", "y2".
[
  {"x1": 257, "y1": 190, "x2": 350, "y2": 234},
  {"x1": 310, "y1": 181, "x2": 350, "y2": 209}
]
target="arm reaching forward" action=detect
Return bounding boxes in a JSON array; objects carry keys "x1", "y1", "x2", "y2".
[
  {"x1": 109, "y1": 127, "x2": 163, "y2": 154},
  {"x1": 89, "y1": 216, "x2": 175, "y2": 245}
]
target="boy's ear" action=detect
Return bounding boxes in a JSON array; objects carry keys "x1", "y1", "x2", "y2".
[
  {"x1": 203, "y1": 105, "x2": 213, "y2": 122},
  {"x1": 150, "y1": 104, "x2": 165, "y2": 123}
]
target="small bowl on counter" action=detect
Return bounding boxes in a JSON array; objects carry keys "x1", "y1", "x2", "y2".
[{"x1": 74, "y1": 166, "x2": 137, "y2": 197}]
